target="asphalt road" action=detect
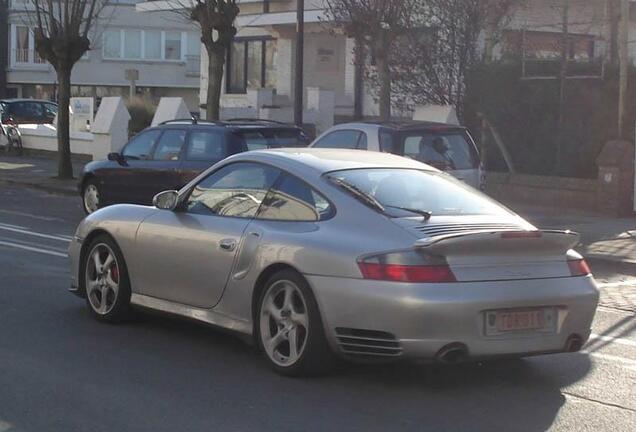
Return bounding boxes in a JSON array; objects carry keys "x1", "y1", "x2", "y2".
[{"x1": 0, "y1": 183, "x2": 634, "y2": 432}]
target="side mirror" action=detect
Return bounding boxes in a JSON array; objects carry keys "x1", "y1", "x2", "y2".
[
  {"x1": 153, "y1": 190, "x2": 179, "y2": 211},
  {"x1": 107, "y1": 152, "x2": 124, "y2": 164}
]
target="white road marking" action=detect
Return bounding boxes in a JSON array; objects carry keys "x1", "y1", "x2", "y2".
[
  {"x1": 0, "y1": 225, "x2": 71, "y2": 242},
  {"x1": 589, "y1": 334, "x2": 636, "y2": 348},
  {"x1": 0, "y1": 222, "x2": 27, "y2": 230},
  {"x1": 0, "y1": 209, "x2": 66, "y2": 222},
  {"x1": 0, "y1": 240, "x2": 67, "y2": 258}
]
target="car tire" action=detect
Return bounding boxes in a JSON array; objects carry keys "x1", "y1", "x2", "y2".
[
  {"x1": 256, "y1": 269, "x2": 334, "y2": 376},
  {"x1": 82, "y1": 178, "x2": 101, "y2": 215},
  {"x1": 82, "y1": 234, "x2": 132, "y2": 323}
]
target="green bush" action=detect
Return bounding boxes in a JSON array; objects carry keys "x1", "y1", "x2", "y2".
[
  {"x1": 464, "y1": 62, "x2": 629, "y2": 178},
  {"x1": 127, "y1": 97, "x2": 156, "y2": 137}
]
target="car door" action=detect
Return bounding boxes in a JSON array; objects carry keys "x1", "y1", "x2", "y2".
[
  {"x1": 99, "y1": 128, "x2": 162, "y2": 204},
  {"x1": 178, "y1": 129, "x2": 239, "y2": 186},
  {"x1": 147, "y1": 128, "x2": 188, "y2": 198},
  {"x1": 133, "y1": 162, "x2": 281, "y2": 308}
]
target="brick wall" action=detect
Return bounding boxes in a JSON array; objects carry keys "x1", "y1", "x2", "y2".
[{"x1": 486, "y1": 172, "x2": 599, "y2": 212}]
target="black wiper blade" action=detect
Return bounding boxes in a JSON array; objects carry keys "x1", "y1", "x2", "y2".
[
  {"x1": 385, "y1": 205, "x2": 433, "y2": 220},
  {"x1": 330, "y1": 178, "x2": 385, "y2": 213}
]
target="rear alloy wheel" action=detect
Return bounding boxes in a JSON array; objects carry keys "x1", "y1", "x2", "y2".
[
  {"x1": 84, "y1": 235, "x2": 131, "y2": 322},
  {"x1": 82, "y1": 179, "x2": 100, "y2": 215},
  {"x1": 257, "y1": 270, "x2": 333, "y2": 376}
]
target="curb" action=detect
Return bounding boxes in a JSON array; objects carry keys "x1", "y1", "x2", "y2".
[
  {"x1": 0, "y1": 178, "x2": 77, "y2": 197},
  {"x1": 586, "y1": 255, "x2": 636, "y2": 275}
]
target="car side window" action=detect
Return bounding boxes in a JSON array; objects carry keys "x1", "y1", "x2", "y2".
[
  {"x1": 122, "y1": 130, "x2": 162, "y2": 160},
  {"x1": 186, "y1": 162, "x2": 281, "y2": 218},
  {"x1": 257, "y1": 173, "x2": 334, "y2": 222},
  {"x1": 186, "y1": 130, "x2": 228, "y2": 161},
  {"x1": 153, "y1": 129, "x2": 186, "y2": 161},
  {"x1": 313, "y1": 130, "x2": 362, "y2": 149}
]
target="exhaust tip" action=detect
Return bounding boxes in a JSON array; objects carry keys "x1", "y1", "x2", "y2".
[
  {"x1": 565, "y1": 334, "x2": 583, "y2": 352},
  {"x1": 435, "y1": 343, "x2": 469, "y2": 364}
]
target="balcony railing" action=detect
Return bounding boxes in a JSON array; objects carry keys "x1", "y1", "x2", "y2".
[{"x1": 12, "y1": 49, "x2": 48, "y2": 66}]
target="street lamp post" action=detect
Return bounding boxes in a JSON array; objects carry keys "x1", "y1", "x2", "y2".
[{"x1": 294, "y1": 0, "x2": 304, "y2": 127}]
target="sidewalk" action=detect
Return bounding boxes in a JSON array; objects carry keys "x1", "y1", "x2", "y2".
[
  {"x1": 512, "y1": 204, "x2": 636, "y2": 266},
  {"x1": 0, "y1": 154, "x2": 82, "y2": 196},
  {"x1": 1, "y1": 154, "x2": 635, "y2": 267}
]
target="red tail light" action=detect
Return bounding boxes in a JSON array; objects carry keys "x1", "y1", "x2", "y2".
[
  {"x1": 358, "y1": 262, "x2": 456, "y2": 283},
  {"x1": 568, "y1": 259, "x2": 591, "y2": 276}
]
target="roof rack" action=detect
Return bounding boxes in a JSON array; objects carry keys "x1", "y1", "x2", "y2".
[
  {"x1": 225, "y1": 118, "x2": 287, "y2": 125},
  {"x1": 158, "y1": 118, "x2": 225, "y2": 126}
]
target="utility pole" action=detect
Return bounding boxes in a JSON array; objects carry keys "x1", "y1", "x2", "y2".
[
  {"x1": 294, "y1": 0, "x2": 304, "y2": 127},
  {"x1": 555, "y1": 0, "x2": 570, "y2": 174},
  {"x1": 618, "y1": 0, "x2": 629, "y2": 138}
]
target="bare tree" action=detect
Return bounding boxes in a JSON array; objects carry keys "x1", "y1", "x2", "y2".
[
  {"x1": 389, "y1": 0, "x2": 515, "y2": 116},
  {"x1": 173, "y1": 1, "x2": 239, "y2": 120},
  {"x1": 325, "y1": 0, "x2": 423, "y2": 120},
  {"x1": 27, "y1": 0, "x2": 105, "y2": 179}
]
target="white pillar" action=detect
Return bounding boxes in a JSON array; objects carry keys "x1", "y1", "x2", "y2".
[{"x1": 91, "y1": 97, "x2": 131, "y2": 160}]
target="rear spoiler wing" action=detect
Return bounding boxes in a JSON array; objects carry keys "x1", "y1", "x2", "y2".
[{"x1": 414, "y1": 230, "x2": 581, "y2": 256}]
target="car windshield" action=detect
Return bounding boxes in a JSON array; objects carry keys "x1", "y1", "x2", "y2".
[
  {"x1": 327, "y1": 168, "x2": 511, "y2": 217},
  {"x1": 389, "y1": 129, "x2": 479, "y2": 171}
]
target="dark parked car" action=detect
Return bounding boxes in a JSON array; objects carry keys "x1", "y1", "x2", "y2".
[
  {"x1": 0, "y1": 99, "x2": 58, "y2": 125},
  {"x1": 79, "y1": 119, "x2": 309, "y2": 214}
]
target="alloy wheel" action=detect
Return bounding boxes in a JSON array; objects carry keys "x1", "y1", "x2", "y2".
[
  {"x1": 83, "y1": 184, "x2": 99, "y2": 214},
  {"x1": 260, "y1": 280, "x2": 309, "y2": 367},
  {"x1": 85, "y1": 243, "x2": 120, "y2": 315}
]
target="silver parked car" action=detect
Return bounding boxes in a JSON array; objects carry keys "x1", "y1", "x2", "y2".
[
  {"x1": 68, "y1": 149, "x2": 599, "y2": 375},
  {"x1": 310, "y1": 121, "x2": 484, "y2": 189}
]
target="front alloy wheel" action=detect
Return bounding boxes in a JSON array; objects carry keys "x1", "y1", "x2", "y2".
[{"x1": 83, "y1": 235, "x2": 131, "y2": 322}]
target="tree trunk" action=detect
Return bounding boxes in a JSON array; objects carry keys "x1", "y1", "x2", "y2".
[
  {"x1": 206, "y1": 47, "x2": 226, "y2": 121},
  {"x1": 56, "y1": 65, "x2": 73, "y2": 179},
  {"x1": 376, "y1": 51, "x2": 391, "y2": 121}
]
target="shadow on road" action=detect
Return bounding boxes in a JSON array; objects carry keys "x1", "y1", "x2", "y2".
[{"x1": 9, "y1": 304, "x2": 588, "y2": 432}]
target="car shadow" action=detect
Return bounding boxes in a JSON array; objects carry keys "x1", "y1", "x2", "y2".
[{"x1": 54, "y1": 305, "x2": 593, "y2": 432}]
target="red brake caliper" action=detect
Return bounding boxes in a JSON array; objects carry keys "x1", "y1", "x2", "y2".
[{"x1": 110, "y1": 264, "x2": 119, "y2": 284}]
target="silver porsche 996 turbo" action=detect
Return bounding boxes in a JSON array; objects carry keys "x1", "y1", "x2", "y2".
[{"x1": 68, "y1": 148, "x2": 599, "y2": 376}]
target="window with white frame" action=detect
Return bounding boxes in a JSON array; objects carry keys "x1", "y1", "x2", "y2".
[
  {"x1": 11, "y1": 25, "x2": 48, "y2": 65},
  {"x1": 164, "y1": 31, "x2": 182, "y2": 60},
  {"x1": 102, "y1": 29, "x2": 186, "y2": 61}
]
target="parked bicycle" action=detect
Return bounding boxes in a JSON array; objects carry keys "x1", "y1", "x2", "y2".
[{"x1": 0, "y1": 119, "x2": 23, "y2": 156}]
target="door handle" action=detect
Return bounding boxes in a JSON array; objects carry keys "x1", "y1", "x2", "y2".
[{"x1": 219, "y1": 239, "x2": 237, "y2": 252}]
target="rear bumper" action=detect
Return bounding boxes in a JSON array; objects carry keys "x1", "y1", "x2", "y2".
[{"x1": 306, "y1": 274, "x2": 599, "y2": 361}]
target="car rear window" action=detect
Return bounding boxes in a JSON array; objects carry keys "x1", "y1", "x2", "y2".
[
  {"x1": 386, "y1": 129, "x2": 479, "y2": 171},
  {"x1": 327, "y1": 168, "x2": 510, "y2": 217},
  {"x1": 236, "y1": 128, "x2": 308, "y2": 151}
]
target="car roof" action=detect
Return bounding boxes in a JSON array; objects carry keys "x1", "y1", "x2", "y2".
[
  {"x1": 157, "y1": 118, "x2": 302, "y2": 131},
  {"x1": 229, "y1": 148, "x2": 438, "y2": 175},
  {"x1": 0, "y1": 98, "x2": 58, "y2": 105},
  {"x1": 331, "y1": 120, "x2": 466, "y2": 131}
]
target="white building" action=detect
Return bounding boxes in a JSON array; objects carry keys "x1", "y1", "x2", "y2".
[
  {"x1": 137, "y1": 0, "x2": 636, "y2": 125},
  {"x1": 5, "y1": 0, "x2": 201, "y2": 111}
]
